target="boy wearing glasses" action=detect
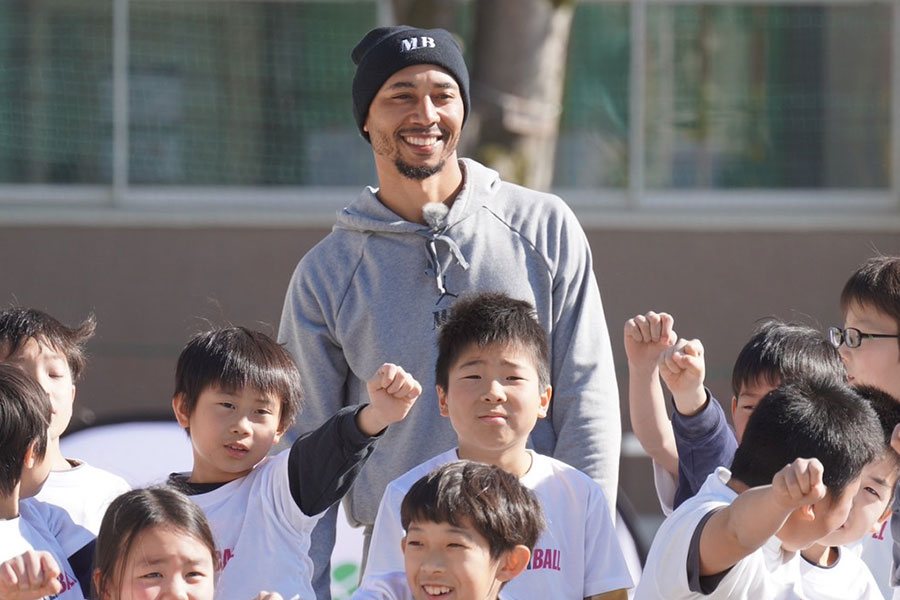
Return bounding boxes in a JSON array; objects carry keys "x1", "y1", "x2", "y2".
[
  {"x1": 829, "y1": 255, "x2": 900, "y2": 599},
  {"x1": 830, "y1": 256, "x2": 900, "y2": 402}
]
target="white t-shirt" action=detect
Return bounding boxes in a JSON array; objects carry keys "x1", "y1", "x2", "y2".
[
  {"x1": 850, "y1": 521, "x2": 894, "y2": 600},
  {"x1": 183, "y1": 450, "x2": 322, "y2": 600},
  {"x1": 1, "y1": 512, "x2": 86, "y2": 600},
  {"x1": 19, "y1": 498, "x2": 95, "y2": 559},
  {"x1": 35, "y1": 460, "x2": 130, "y2": 535},
  {"x1": 800, "y1": 546, "x2": 884, "y2": 599},
  {"x1": 360, "y1": 449, "x2": 632, "y2": 599},
  {"x1": 652, "y1": 459, "x2": 676, "y2": 517},
  {"x1": 636, "y1": 467, "x2": 803, "y2": 600}
]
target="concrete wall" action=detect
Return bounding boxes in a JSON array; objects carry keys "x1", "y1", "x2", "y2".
[{"x1": 2, "y1": 222, "x2": 899, "y2": 516}]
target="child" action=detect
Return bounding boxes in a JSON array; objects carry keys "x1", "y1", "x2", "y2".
[
  {"x1": 93, "y1": 487, "x2": 217, "y2": 600},
  {"x1": 0, "y1": 308, "x2": 130, "y2": 535},
  {"x1": 635, "y1": 377, "x2": 883, "y2": 599},
  {"x1": 360, "y1": 293, "x2": 632, "y2": 600},
  {"x1": 830, "y1": 255, "x2": 900, "y2": 597},
  {"x1": 625, "y1": 313, "x2": 844, "y2": 512},
  {"x1": 1, "y1": 487, "x2": 285, "y2": 600},
  {"x1": 166, "y1": 326, "x2": 420, "y2": 600},
  {"x1": 799, "y1": 385, "x2": 900, "y2": 599},
  {"x1": 93, "y1": 487, "x2": 285, "y2": 600},
  {"x1": 0, "y1": 363, "x2": 88, "y2": 599},
  {"x1": 833, "y1": 255, "x2": 900, "y2": 400},
  {"x1": 353, "y1": 460, "x2": 545, "y2": 600}
]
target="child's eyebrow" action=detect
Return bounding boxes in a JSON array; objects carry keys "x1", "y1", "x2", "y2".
[
  {"x1": 140, "y1": 557, "x2": 207, "y2": 567},
  {"x1": 457, "y1": 358, "x2": 486, "y2": 369},
  {"x1": 871, "y1": 475, "x2": 891, "y2": 488}
]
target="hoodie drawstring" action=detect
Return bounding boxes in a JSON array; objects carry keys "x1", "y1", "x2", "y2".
[{"x1": 420, "y1": 230, "x2": 469, "y2": 296}]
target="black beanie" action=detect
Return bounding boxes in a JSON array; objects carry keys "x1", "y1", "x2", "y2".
[{"x1": 351, "y1": 26, "x2": 470, "y2": 141}]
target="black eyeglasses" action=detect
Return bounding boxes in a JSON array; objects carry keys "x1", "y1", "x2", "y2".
[{"x1": 828, "y1": 326, "x2": 900, "y2": 349}]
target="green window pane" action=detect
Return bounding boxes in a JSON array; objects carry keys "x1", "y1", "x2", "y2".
[
  {"x1": 645, "y1": 5, "x2": 890, "y2": 189},
  {"x1": 0, "y1": 1, "x2": 113, "y2": 184},
  {"x1": 129, "y1": 1, "x2": 377, "y2": 185},
  {"x1": 554, "y1": 3, "x2": 630, "y2": 189}
]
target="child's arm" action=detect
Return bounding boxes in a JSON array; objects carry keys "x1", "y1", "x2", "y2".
[
  {"x1": 658, "y1": 339, "x2": 738, "y2": 507},
  {"x1": 624, "y1": 311, "x2": 678, "y2": 477},
  {"x1": 287, "y1": 364, "x2": 420, "y2": 517},
  {"x1": 698, "y1": 457, "x2": 826, "y2": 576},
  {"x1": 0, "y1": 551, "x2": 63, "y2": 600}
]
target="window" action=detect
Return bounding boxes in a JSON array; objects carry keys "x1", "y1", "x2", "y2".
[{"x1": 0, "y1": 0, "x2": 896, "y2": 215}]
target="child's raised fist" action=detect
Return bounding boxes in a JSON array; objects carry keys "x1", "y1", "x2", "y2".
[
  {"x1": 623, "y1": 311, "x2": 677, "y2": 373},
  {"x1": 358, "y1": 363, "x2": 422, "y2": 436},
  {"x1": 658, "y1": 338, "x2": 707, "y2": 415},
  {"x1": 771, "y1": 457, "x2": 827, "y2": 512}
]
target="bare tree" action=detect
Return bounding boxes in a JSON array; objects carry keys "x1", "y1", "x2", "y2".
[{"x1": 391, "y1": 0, "x2": 576, "y2": 190}]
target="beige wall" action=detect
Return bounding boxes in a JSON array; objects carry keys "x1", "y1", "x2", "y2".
[{"x1": 2, "y1": 223, "x2": 899, "y2": 515}]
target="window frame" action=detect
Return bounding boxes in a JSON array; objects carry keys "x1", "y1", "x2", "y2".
[{"x1": 1, "y1": 0, "x2": 898, "y2": 229}]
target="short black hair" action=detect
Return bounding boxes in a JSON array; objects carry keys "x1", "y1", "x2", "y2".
[
  {"x1": 0, "y1": 308, "x2": 96, "y2": 381},
  {"x1": 840, "y1": 256, "x2": 900, "y2": 352},
  {"x1": 0, "y1": 364, "x2": 51, "y2": 496},
  {"x1": 174, "y1": 327, "x2": 301, "y2": 431},
  {"x1": 731, "y1": 319, "x2": 845, "y2": 398},
  {"x1": 435, "y1": 293, "x2": 550, "y2": 391},
  {"x1": 401, "y1": 460, "x2": 545, "y2": 559},
  {"x1": 93, "y1": 487, "x2": 216, "y2": 600},
  {"x1": 731, "y1": 378, "x2": 882, "y2": 498},
  {"x1": 855, "y1": 384, "x2": 900, "y2": 472}
]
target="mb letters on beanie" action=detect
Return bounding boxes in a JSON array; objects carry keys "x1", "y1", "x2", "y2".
[{"x1": 351, "y1": 26, "x2": 470, "y2": 141}]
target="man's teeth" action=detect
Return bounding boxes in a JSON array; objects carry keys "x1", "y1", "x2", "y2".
[
  {"x1": 423, "y1": 585, "x2": 451, "y2": 595},
  {"x1": 405, "y1": 136, "x2": 439, "y2": 146}
]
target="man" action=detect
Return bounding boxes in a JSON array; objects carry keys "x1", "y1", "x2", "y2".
[{"x1": 278, "y1": 25, "x2": 620, "y2": 599}]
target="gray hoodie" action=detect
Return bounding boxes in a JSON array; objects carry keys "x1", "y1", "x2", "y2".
[{"x1": 278, "y1": 158, "x2": 621, "y2": 528}]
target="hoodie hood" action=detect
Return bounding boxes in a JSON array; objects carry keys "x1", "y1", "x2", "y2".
[
  {"x1": 333, "y1": 159, "x2": 502, "y2": 295},
  {"x1": 333, "y1": 158, "x2": 501, "y2": 235}
]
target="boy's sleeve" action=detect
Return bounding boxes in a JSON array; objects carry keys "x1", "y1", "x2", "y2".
[
  {"x1": 287, "y1": 404, "x2": 382, "y2": 517},
  {"x1": 359, "y1": 481, "x2": 407, "y2": 585},
  {"x1": 671, "y1": 390, "x2": 738, "y2": 509},
  {"x1": 651, "y1": 460, "x2": 677, "y2": 516},
  {"x1": 19, "y1": 500, "x2": 95, "y2": 598}
]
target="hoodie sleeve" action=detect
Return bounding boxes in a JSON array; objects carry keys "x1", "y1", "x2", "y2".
[
  {"x1": 278, "y1": 246, "x2": 354, "y2": 435},
  {"x1": 545, "y1": 201, "x2": 621, "y2": 517}
]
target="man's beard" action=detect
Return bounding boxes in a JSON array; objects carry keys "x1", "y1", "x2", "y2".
[{"x1": 395, "y1": 158, "x2": 445, "y2": 180}]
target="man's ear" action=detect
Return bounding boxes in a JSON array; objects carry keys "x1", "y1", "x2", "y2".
[
  {"x1": 173, "y1": 394, "x2": 191, "y2": 430},
  {"x1": 401, "y1": 536, "x2": 407, "y2": 555},
  {"x1": 731, "y1": 396, "x2": 738, "y2": 422},
  {"x1": 537, "y1": 386, "x2": 552, "y2": 419},
  {"x1": 496, "y1": 546, "x2": 531, "y2": 583},
  {"x1": 437, "y1": 385, "x2": 450, "y2": 417}
]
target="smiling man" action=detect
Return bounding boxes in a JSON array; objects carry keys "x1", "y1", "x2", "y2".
[{"x1": 278, "y1": 26, "x2": 621, "y2": 599}]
